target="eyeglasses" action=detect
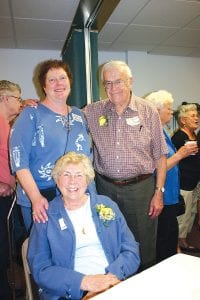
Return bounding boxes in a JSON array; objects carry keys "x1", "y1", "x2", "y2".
[
  {"x1": 9, "y1": 95, "x2": 23, "y2": 102},
  {"x1": 103, "y1": 79, "x2": 127, "y2": 90}
]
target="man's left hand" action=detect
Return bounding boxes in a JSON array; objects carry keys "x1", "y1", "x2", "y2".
[{"x1": 148, "y1": 192, "x2": 163, "y2": 218}]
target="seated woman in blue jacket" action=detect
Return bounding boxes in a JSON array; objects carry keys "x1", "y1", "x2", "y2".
[{"x1": 28, "y1": 152, "x2": 140, "y2": 300}]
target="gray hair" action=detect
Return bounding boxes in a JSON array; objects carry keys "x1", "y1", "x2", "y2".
[
  {"x1": 0, "y1": 80, "x2": 21, "y2": 96},
  {"x1": 52, "y1": 152, "x2": 95, "y2": 184},
  {"x1": 176, "y1": 103, "x2": 198, "y2": 126},
  {"x1": 145, "y1": 90, "x2": 174, "y2": 109},
  {"x1": 101, "y1": 60, "x2": 132, "y2": 81}
]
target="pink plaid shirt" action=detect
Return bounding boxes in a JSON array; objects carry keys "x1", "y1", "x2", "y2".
[
  {"x1": 84, "y1": 95, "x2": 168, "y2": 179},
  {"x1": 0, "y1": 113, "x2": 15, "y2": 187}
]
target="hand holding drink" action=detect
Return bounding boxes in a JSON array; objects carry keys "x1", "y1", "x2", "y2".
[{"x1": 184, "y1": 140, "x2": 198, "y2": 155}]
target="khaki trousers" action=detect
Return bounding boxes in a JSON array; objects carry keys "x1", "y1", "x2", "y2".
[{"x1": 178, "y1": 189, "x2": 197, "y2": 238}]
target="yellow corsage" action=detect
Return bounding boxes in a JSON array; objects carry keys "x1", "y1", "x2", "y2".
[
  {"x1": 99, "y1": 115, "x2": 108, "y2": 126},
  {"x1": 95, "y1": 204, "x2": 115, "y2": 226}
]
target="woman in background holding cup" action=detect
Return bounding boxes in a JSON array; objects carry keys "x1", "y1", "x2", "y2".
[{"x1": 172, "y1": 103, "x2": 199, "y2": 252}]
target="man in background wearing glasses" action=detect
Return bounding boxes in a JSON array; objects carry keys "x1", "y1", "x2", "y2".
[
  {"x1": 0, "y1": 80, "x2": 23, "y2": 299},
  {"x1": 84, "y1": 60, "x2": 168, "y2": 271}
]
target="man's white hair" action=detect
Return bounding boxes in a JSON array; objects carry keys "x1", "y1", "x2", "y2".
[{"x1": 101, "y1": 60, "x2": 132, "y2": 81}]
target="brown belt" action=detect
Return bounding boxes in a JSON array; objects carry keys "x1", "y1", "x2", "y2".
[{"x1": 98, "y1": 173, "x2": 152, "y2": 186}]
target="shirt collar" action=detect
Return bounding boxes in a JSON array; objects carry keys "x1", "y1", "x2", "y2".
[
  {"x1": 104, "y1": 94, "x2": 138, "y2": 114},
  {"x1": 128, "y1": 94, "x2": 138, "y2": 112}
]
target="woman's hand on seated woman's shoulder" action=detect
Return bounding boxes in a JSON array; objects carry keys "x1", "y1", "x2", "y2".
[
  {"x1": 22, "y1": 99, "x2": 39, "y2": 108},
  {"x1": 32, "y1": 194, "x2": 49, "y2": 223}
]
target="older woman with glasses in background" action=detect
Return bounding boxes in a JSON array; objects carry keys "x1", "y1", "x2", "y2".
[
  {"x1": 0, "y1": 80, "x2": 23, "y2": 299},
  {"x1": 172, "y1": 103, "x2": 200, "y2": 252}
]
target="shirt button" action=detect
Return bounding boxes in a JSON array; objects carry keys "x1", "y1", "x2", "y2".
[
  {"x1": 117, "y1": 170, "x2": 120, "y2": 173},
  {"x1": 116, "y1": 156, "x2": 119, "y2": 159},
  {"x1": 117, "y1": 142, "x2": 119, "y2": 145}
]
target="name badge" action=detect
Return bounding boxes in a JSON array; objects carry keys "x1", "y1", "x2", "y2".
[
  {"x1": 59, "y1": 218, "x2": 67, "y2": 230},
  {"x1": 126, "y1": 116, "x2": 140, "y2": 126}
]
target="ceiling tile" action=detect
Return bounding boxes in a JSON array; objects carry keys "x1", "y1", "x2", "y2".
[
  {"x1": 98, "y1": 23, "x2": 127, "y2": 42},
  {"x1": 17, "y1": 38, "x2": 65, "y2": 50},
  {"x1": 107, "y1": 0, "x2": 150, "y2": 23},
  {"x1": 0, "y1": 38, "x2": 15, "y2": 48},
  {"x1": 106, "y1": 40, "x2": 155, "y2": 52},
  {"x1": 115, "y1": 24, "x2": 178, "y2": 45},
  {"x1": 98, "y1": 42, "x2": 113, "y2": 51},
  {"x1": 148, "y1": 45, "x2": 198, "y2": 56},
  {"x1": 1, "y1": 0, "x2": 200, "y2": 56},
  {"x1": 132, "y1": 0, "x2": 200, "y2": 27},
  {"x1": 188, "y1": 47, "x2": 200, "y2": 57},
  {"x1": 12, "y1": 0, "x2": 79, "y2": 21},
  {"x1": 163, "y1": 29, "x2": 200, "y2": 46},
  {"x1": 0, "y1": 18, "x2": 14, "y2": 38},
  {"x1": 185, "y1": 15, "x2": 200, "y2": 29},
  {"x1": 15, "y1": 19, "x2": 71, "y2": 40},
  {"x1": 0, "y1": 0, "x2": 11, "y2": 16}
]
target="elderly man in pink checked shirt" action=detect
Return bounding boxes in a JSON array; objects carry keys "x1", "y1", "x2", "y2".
[
  {"x1": 84, "y1": 60, "x2": 168, "y2": 271},
  {"x1": 0, "y1": 80, "x2": 22, "y2": 299},
  {"x1": 0, "y1": 80, "x2": 37, "y2": 299}
]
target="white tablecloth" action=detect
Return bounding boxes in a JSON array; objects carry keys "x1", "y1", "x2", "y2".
[{"x1": 92, "y1": 253, "x2": 200, "y2": 300}]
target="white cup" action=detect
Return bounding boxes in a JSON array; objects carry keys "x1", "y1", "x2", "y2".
[{"x1": 184, "y1": 140, "x2": 197, "y2": 155}]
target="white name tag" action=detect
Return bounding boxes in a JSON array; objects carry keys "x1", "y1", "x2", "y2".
[
  {"x1": 59, "y1": 218, "x2": 67, "y2": 230},
  {"x1": 126, "y1": 116, "x2": 140, "y2": 126}
]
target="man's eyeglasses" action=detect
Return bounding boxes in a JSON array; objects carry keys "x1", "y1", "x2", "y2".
[{"x1": 103, "y1": 79, "x2": 127, "y2": 90}]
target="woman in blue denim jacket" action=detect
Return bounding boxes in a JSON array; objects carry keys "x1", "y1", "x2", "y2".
[{"x1": 28, "y1": 152, "x2": 140, "y2": 300}]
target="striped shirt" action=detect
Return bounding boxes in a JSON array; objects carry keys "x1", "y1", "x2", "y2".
[{"x1": 84, "y1": 95, "x2": 168, "y2": 179}]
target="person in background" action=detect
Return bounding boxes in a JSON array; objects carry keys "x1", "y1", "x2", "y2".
[
  {"x1": 10, "y1": 59, "x2": 93, "y2": 233},
  {"x1": 145, "y1": 90, "x2": 198, "y2": 262},
  {"x1": 193, "y1": 181, "x2": 200, "y2": 229},
  {"x1": 28, "y1": 152, "x2": 140, "y2": 300},
  {"x1": 84, "y1": 60, "x2": 168, "y2": 271},
  {"x1": 197, "y1": 196, "x2": 200, "y2": 228},
  {"x1": 197, "y1": 129, "x2": 200, "y2": 228},
  {"x1": 193, "y1": 129, "x2": 200, "y2": 229},
  {"x1": 0, "y1": 80, "x2": 22, "y2": 299},
  {"x1": 172, "y1": 103, "x2": 200, "y2": 252}
]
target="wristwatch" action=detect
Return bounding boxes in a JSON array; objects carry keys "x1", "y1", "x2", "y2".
[{"x1": 155, "y1": 186, "x2": 165, "y2": 193}]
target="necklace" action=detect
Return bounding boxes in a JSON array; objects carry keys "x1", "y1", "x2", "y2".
[
  {"x1": 80, "y1": 199, "x2": 89, "y2": 235},
  {"x1": 62, "y1": 105, "x2": 71, "y2": 154},
  {"x1": 65, "y1": 195, "x2": 89, "y2": 235},
  {"x1": 82, "y1": 226, "x2": 86, "y2": 235}
]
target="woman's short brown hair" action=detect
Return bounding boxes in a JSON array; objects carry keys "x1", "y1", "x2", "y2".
[{"x1": 38, "y1": 59, "x2": 73, "y2": 89}]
